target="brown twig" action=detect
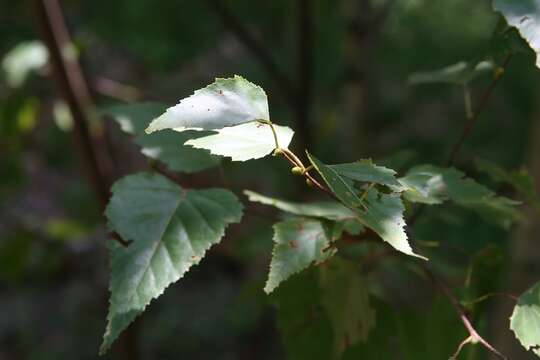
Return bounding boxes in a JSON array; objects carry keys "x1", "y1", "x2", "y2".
[
  {"x1": 202, "y1": 0, "x2": 295, "y2": 101},
  {"x1": 422, "y1": 266, "x2": 507, "y2": 359},
  {"x1": 34, "y1": 0, "x2": 127, "y2": 248},
  {"x1": 446, "y1": 54, "x2": 513, "y2": 166}
]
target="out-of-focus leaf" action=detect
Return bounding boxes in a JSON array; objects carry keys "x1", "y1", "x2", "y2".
[
  {"x1": 510, "y1": 281, "x2": 540, "y2": 357},
  {"x1": 101, "y1": 172, "x2": 243, "y2": 354},
  {"x1": 265, "y1": 218, "x2": 336, "y2": 294},
  {"x1": 399, "y1": 165, "x2": 521, "y2": 228},
  {"x1": 307, "y1": 153, "x2": 426, "y2": 259},
  {"x1": 493, "y1": 0, "x2": 540, "y2": 68},
  {"x1": 475, "y1": 157, "x2": 540, "y2": 208},
  {"x1": 408, "y1": 61, "x2": 494, "y2": 85},
  {"x1": 105, "y1": 103, "x2": 220, "y2": 173},
  {"x1": 319, "y1": 258, "x2": 376, "y2": 359},
  {"x1": 272, "y1": 269, "x2": 334, "y2": 360},
  {"x1": 2, "y1": 41, "x2": 48, "y2": 87}
]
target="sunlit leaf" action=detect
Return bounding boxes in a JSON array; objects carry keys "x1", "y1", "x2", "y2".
[
  {"x1": 146, "y1": 75, "x2": 269, "y2": 133},
  {"x1": 493, "y1": 0, "x2": 540, "y2": 68},
  {"x1": 510, "y1": 281, "x2": 540, "y2": 357},
  {"x1": 185, "y1": 121, "x2": 293, "y2": 161},
  {"x1": 145, "y1": 76, "x2": 294, "y2": 161}
]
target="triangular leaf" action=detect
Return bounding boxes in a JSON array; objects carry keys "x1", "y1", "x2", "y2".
[
  {"x1": 493, "y1": 0, "x2": 540, "y2": 68},
  {"x1": 510, "y1": 281, "x2": 540, "y2": 357},
  {"x1": 265, "y1": 218, "x2": 336, "y2": 294},
  {"x1": 145, "y1": 76, "x2": 294, "y2": 161},
  {"x1": 307, "y1": 153, "x2": 426, "y2": 259},
  {"x1": 100, "y1": 172, "x2": 243, "y2": 354},
  {"x1": 105, "y1": 103, "x2": 220, "y2": 173},
  {"x1": 146, "y1": 75, "x2": 269, "y2": 133}
]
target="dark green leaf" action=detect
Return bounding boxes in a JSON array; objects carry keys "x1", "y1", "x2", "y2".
[
  {"x1": 265, "y1": 218, "x2": 336, "y2": 293},
  {"x1": 101, "y1": 172, "x2": 243, "y2": 354}
]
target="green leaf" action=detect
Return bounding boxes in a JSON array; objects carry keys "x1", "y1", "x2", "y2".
[
  {"x1": 319, "y1": 258, "x2": 376, "y2": 359},
  {"x1": 475, "y1": 157, "x2": 540, "y2": 208},
  {"x1": 100, "y1": 172, "x2": 243, "y2": 354},
  {"x1": 105, "y1": 103, "x2": 220, "y2": 173},
  {"x1": 510, "y1": 281, "x2": 540, "y2": 357},
  {"x1": 146, "y1": 75, "x2": 269, "y2": 132},
  {"x1": 329, "y1": 159, "x2": 402, "y2": 188},
  {"x1": 2, "y1": 41, "x2": 48, "y2": 88},
  {"x1": 408, "y1": 61, "x2": 494, "y2": 85},
  {"x1": 244, "y1": 190, "x2": 356, "y2": 221},
  {"x1": 145, "y1": 76, "x2": 294, "y2": 161},
  {"x1": 307, "y1": 152, "x2": 426, "y2": 259},
  {"x1": 493, "y1": 0, "x2": 540, "y2": 68},
  {"x1": 265, "y1": 218, "x2": 336, "y2": 294},
  {"x1": 272, "y1": 269, "x2": 334, "y2": 360},
  {"x1": 399, "y1": 165, "x2": 521, "y2": 228},
  {"x1": 185, "y1": 121, "x2": 294, "y2": 161}
]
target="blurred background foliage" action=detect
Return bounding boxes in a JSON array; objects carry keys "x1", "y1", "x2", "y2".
[{"x1": 1, "y1": 0, "x2": 539, "y2": 359}]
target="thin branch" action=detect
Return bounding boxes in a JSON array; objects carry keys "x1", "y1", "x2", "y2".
[
  {"x1": 422, "y1": 266, "x2": 508, "y2": 359},
  {"x1": 34, "y1": 0, "x2": 126, "y2": 249},
  {"x1": 446, "y1": 54, "x2": 513, "y2": 166},
  {"x1": 202, "y1": 0, "x2": 295, "y2": 101},
  {"x1": 449, "y1": 336, "x2": 474, "y2": 360}
]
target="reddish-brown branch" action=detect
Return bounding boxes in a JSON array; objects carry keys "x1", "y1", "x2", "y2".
[{"x1": 422, "y1": 266, "x2": 507, "y2": 359}]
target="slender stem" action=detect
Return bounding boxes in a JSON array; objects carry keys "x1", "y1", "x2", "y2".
[
  {"x1": 463, "y1": 83, "x2": 473, "y2": 120},
  {"x1": 258, "y1": 120, "x2": 280, "y2": 149},
  {"x1": 450, "y1": 336, "x2": 474, "y2": 360},
  {"x1": 422, "y1": 266, "x2": 508, "y2": 359},
  {"x1": 461, "y1": 292, "x2": 518, "y2": 307},
  {"x1": 446, "y1": 54, "x2": 512, "y2": 166}
]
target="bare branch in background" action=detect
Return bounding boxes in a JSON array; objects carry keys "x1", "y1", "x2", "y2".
[{"x1": 202, "y1": 0, "x2": 295, "y2": 102}]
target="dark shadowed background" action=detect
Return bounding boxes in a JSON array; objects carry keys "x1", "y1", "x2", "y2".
[{"x1": 1, "y1": 0, "x2": 540, "y2": 359}]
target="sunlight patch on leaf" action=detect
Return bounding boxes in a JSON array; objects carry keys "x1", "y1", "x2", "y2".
[
  {"x1": 185, "y1": 121, "x2": 293, "y2": 161},
  {"x1": 510, "y1": 281, "x2": 540, "y2": 357}
]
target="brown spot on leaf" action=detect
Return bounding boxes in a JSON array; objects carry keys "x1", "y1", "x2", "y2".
[{"x1": 288, "y1": 240, "x2": 298, "y2": 249}]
